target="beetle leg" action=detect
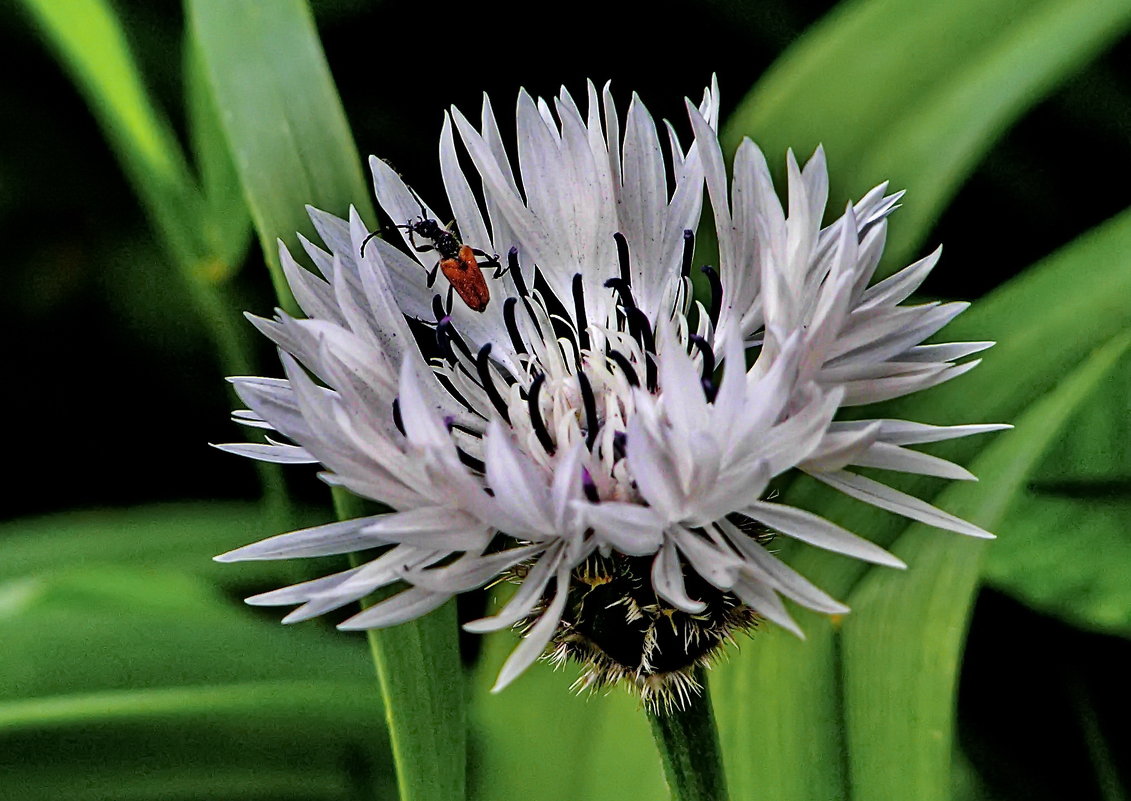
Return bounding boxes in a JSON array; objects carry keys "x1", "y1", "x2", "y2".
[
  {"x1": 426, "y1": 261, "x2": 440, "y2": 288},
  {"x1": 445, "y1": 283, "x2": 455, "y2": 316},
  {"x1": 471, "y1": 248, "x2": 507, "y2": 277},
  {"x1": 399, "y1": 224, "x2": 419, "y2": 251},
  {"x1": 470, "y1": 247, "x2": 500, "y2": 265}
]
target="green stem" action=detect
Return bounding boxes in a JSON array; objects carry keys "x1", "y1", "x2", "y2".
[{"x1": 648, "y1": 669, "x2": 731, "y2": 801}]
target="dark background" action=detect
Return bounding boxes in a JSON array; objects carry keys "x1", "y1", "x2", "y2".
[{"x1": 2, "y1": 1, "x2": 1129, "y2": 797}]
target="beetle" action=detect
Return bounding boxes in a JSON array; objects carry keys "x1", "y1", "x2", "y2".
[{"x1": 360, "y1": 190, "x2": 506, "y2": 313}]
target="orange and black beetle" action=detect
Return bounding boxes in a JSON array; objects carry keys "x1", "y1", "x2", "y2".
[{"x1": 361, "y1": 198, "x2": 506, "y2": 313}]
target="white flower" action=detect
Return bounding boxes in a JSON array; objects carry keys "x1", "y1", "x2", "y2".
[{"x1": 216, "y1": 80, "x2": 1007, "y2": 705}]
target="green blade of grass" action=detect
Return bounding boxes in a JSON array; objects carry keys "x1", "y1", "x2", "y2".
[
  {"x1": 16, "y1": 0, "x2": 293, "y2": 522},
  {"x1": 185, "y1": 35, "x2": 253, "y2": 280},
  {"x1": 15, "y1": 0, "x2": 204, "y2": 265},
  {"x1": 981, "y1": 346, "x2": 1131, "y2": 637},
  {"x1": 0, "y1": 502, "x2": 325, "y2": 590},
  {"x1": 0, "y1": 680, "x2": 384, "y2": 733},
  {"x1": 724, "y1": 0, "x2": 1131, "y2": 270},
  {"x1": 188, "y1": 0, "x2": 373, "y2": 314},
  {"x1": 0, "y1": 682, "x2": 392, "y2": 801},
  {"x1": 841, "y1": 332, "x2": 1131, "y2": 801},
  {"x1": 334, "y1": 491, "x2": 467, "y2": 801},
  {"x1": 0, "y1": 560, "x2": 394, "y2": 800}
]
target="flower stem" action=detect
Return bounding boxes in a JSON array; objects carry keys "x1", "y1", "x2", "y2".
[{"x1": 648, "y1": 669, "x2": 731, "y2": 801}]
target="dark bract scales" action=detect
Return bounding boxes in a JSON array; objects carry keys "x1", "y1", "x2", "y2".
[{"x1": 517, "y1": 540, "x2": 769, "y2": 712}]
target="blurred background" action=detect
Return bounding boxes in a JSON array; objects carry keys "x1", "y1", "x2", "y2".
[{"x1": 1, "y1": 1, "x2": 1129, "y2": 799}]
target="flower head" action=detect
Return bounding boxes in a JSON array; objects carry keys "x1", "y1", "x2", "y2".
[{"x1": 216, "y1": 80, "x2": 1006, "y2": 710}]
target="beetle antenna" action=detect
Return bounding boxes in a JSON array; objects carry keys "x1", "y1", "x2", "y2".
[{"x1": 405, "y1": 185, "x2": 429, "y2": 219}]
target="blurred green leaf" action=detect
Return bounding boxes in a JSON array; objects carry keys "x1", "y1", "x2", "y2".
[
  {"x1": 1071, "y1": 677, "x2": 1129, "y2": 801},
  {"x1": 469, "y1": 618, "x2": 665, "y2": 801},
  {"x1": 984, "y1": 471, "x2": 1131, "y2": 636},
  {"x1": 16, "y1": 0, "x2": 293, "y2": 522},
  {"x1": 954, "y1": 751, "x2": 1004, "y2": 801},
  {"x1": 187, "y1": 0, "x2": 373, "y2": 314},
  {"x1": 983, "y1": 342, "x2": 1131, "y2": 636},
  {"x1": 0, "y1": 565, "x2": 392, "y2": 800},
  {"x1": 16, "y1": 0, "x2": 204, "y2": 266},
  {"x1": 0, "y1": 565, "x2": 372, "y2": 698},
  {"x1": 185, "y1": 36, "x2": 253, "y2": 278},
  {"x1": 842, "y1": 332, "x2": 1131, "y2": 801},
  {"x1": 724, "y1": 0, "x2": 1131, "y2": 269},
  {"x1": 0, "y1": 502, "x2": 324, "y2": 591},
  {"x1": 715, "y1": 203, "x2": 1131, "y2": 801}
]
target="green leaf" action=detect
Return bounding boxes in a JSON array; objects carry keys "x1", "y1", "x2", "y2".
[
  {"x1": 982, "y1": 334, "x2": 1131, "y2": 636},
  {"x1": 0, "y1": 502, "x2": 324, "y2": 591},
  {"x1": 714, "y1": 205, "x2": 1131, "y2": 801},
  {"x1": 0, "y1": 566, "x2": 374, "y2": 699},
  {"x1": 16, "y1": 0, "x2": 293, "y2": 519},
  {"x1": 16, "y1": 0, "x2": 204, "y2": 266},
  {"x1": 187, "y1": 0, "x2": 374, "y2": 314},
  {"x1": 358, "y1": 598, "x2": 465, "y2": 801},
  {"x1": 185, "y1": 36, "x2": 253, "y2": 280},
  {"x1": 841, "y1": 332, "x2": 1131, "y2": 801},
  {"x1": 724, "y1": 0, "x2": 1131, "y2": 268},
  {"x1": 0, "y1": 565, "x2": 394, "y2": 800},
  {"x1": 983, "y1": 441, "x2": 1131, "y2": 635},
  {"x1": 1071, "y1": 677, "x2": 1129, "y2": 801}
]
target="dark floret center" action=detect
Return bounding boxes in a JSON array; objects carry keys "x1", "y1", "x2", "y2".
[{"x1": 554, "y1": 553, "x2": 757, "y2": 677}]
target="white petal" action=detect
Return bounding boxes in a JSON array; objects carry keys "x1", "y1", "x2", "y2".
[
  {"x1": 580, "y1": 501, "x2": 665, "y2": 555},
  {"x1": 721, "y1": 522, "x2": 849, "y2": 614},
  {"x1": 464, "y1": 545, "x2": 561, "y2": 633},
  {"x1": 811, "y1": 470, "x2": 994, "y2": 538},
  {"x1": 214, "y1": 442, "x2": 318, "y2": 464},
  {"x1": 848, "y1": 441, "x2": 977, "y2": 481},
  {"x1": 407, "y1": 544, "x2": 542, "y2": 593},
  {"x1": 337, "y1": 587, "x2": 452, "y2": 629},
  {"x1": 484, "y1": 419, "x2": 553, "y2": 535},
  {"x1": 743, "y1": 500, "x2": 906, "y2": 567},
  {"x1": 732, "y1": 576, "x2": 803, "y2": 638},
  {"x1": 491, "y1": 564, "x2": 571, "y2": 692},
  {"x1": 215, "y1": 515, "x2": 389, "y2": 562},
  {"x1": 857, "y1": 420, "x2": 1013, "y2": 445},
  {"x1": 651, "y1": 540, "x2": 706, "y2": 613},
  {"x1": 245, "y1": 565, "x2": 363, "y2": 606},
  {"x1": 673, "y1": 527, "x2": 742, "y2": 591},
  {"x1": 360, "y1": 506, "x2": 490, "y2": 550},
  {"x1": 625, "y1": 417, "x2": 684, "y2": 520}
]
